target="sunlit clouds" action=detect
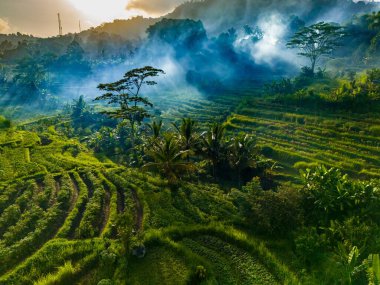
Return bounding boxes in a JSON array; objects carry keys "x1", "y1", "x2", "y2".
[
  {"x1": 0, "y1": 0, "x2": 185, "y2": 37},
  {"x1": 66, "y1": 0, "x2": 136, "y2": 24},
  {"x1": 127, "y1": 0, "x2": 185, "y2": 16},
  {"x1": 0, "y1": 18, "x2": 10, "y2": 34}
]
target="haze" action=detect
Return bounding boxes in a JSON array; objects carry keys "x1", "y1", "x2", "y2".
[{"x1": 0, "y1": 0, "x2": 184, "y2": 37}]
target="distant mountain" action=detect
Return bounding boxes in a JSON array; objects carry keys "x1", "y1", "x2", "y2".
[
  {"x1": 166, "y1": 0, "x2": 380, "y2": 34},
  {"x1": 81, "y1": 16, "x2": 159, "y2": 41},
  {"x1": 80, "y1": 0, "x2": 380, "y2": 40}
]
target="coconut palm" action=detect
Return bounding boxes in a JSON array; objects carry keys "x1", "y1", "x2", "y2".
[
  {"x1": 148, "y1": 119, "x2": 163, "y2": 141},
  {"x1": 228, "y1": 134, "x2": 258, "y2": 186},
  {"x1": 143, "y1": 135, "x2": 195, "y2": 184},
  {"x1": 201, "y1": 122, "x2": 226, "y2": 177},
  {"x1": 173, "y1": 118, "x2": 199, "y2": 160}
]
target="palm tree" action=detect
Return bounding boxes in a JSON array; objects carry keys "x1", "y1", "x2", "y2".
[
  {"x1": 368, "y1": 11, "x2": 380, "y2": 31},
  {"x1": 148, "y1": 119, "x2": 163, "y2": 141},
  {"x1": 173, "y1": 118, "x2": 199, "y2": 160},
  {"x1": 228, "y1": 134, "x2": 258, "y2": 187},
  {"x1": 201, "y1": 122, "x2": 226, "y2": 177},
  {"x1": 143, "y1": 135, "x2": 195, "y2": 185}
]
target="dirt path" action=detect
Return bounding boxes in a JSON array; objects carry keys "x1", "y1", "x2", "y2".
[
  {"x1": 99, "y1": 183, "x2": 111, "y2": 235},
  {"x1": 116, "y1": 186, "x2": 125, "y2": 213},
  {"x1": 67, "y1": 174, "x2": 88, "y2": 239},
  {"x1": 68, "y1": 174, "x2": 79, "y2": 212},
  {"x1": 50, "y1": 177, "x2": 60, "y2": 205},
  {"x1": 130, "y1": 186, "x2": 143, "y2": 232}
]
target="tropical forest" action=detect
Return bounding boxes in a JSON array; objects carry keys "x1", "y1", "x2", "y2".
[{"x1": 1, "y1": 0, "x2": 380, "y2": 284}]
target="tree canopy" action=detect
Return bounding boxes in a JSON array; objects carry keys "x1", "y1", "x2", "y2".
[
  {"x1": 287, "y1": 22, "x2": 345, "y2": 74},
  {"x1": 94, "y1": 66, "x2": 165, "y2": 130}
]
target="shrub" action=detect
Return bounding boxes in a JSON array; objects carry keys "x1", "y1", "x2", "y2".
[
  {"x1": 249, "y1": 186, "x2": 303, "y2": 236},
  {"x1": 294, "y1": 227, "x2": 326, "y2": 266},
  {"x1": 301, "y1": 166, "x2": 380, "y2": 225},
  {"x1": 369, "y1": 126, "x2": 380, "y2": 136},
  {"x1": 0, "y1": 116, "x2": 11, "y2": 129},
  {"x1": 187, "y1": 265, "x2": 207, "y2": 285}
]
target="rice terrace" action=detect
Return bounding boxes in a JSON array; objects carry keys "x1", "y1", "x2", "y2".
[{"x1": 1, "y1": 0, "x2": 380, "y2": 284}]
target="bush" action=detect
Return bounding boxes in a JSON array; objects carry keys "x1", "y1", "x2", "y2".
[
  {"x1": 369, "y1": 126, "x2": 380, "y2": 136},
  {"x1": 301, "y1": 166, "x2": 380, "y2": 225},
  {"x1": 187, "y1": 265, "x2": 207, "y2": 285},
  {"x1": 324, "y1": 217, "x2": 380, "y2": 253},
  {"x1": 294, "y1": 227, "x2": 326, "y2": 266},
  {"x1": 0, "y1": 116, "x2": 11, "y2": 129},
  {"x1": 251, "y1": 187, "x2": 303, "y2": 236}
]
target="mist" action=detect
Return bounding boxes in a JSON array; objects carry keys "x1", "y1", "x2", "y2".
[{"x1": 0, "y1": 0, "x2": 379, "y2": 118}]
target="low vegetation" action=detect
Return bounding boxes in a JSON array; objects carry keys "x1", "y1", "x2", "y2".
[{"x1": 1, "y1": 3, "x2": 380, "y2": 284}]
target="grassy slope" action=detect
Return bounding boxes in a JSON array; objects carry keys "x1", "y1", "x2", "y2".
[
  {"x1": 0, "y1": 126, "x2": 290, "y2": 284},
  {"x1": 226, "y1": 98, "x2": 380, "y2": 182},
  {"x1": 2, "y1": 89, "x2": 380, "y2": 283}
]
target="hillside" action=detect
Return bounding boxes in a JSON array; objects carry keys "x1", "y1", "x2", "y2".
[
  {"x1": 1, "y1": 1, "x2": 380, "y2": 284},
  {"x1": 0, "y1": 125, "x2": 298, "y2": 284},
  {"x1": 80, "y1": 17, "x2": 159, "y2": 41},
  {"x1": 167, "y1": 0, "x2": 380, "y2": 33}
]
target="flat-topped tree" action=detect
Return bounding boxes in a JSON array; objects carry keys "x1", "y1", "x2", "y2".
[
  {"x1": 95, "y1": 66, "x2": 164, "y2": 144},
  {"x1": 287, "y1": 22, "x2": 345, "y2": 75}
]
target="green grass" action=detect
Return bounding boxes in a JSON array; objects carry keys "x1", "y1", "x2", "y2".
[
  {"x1": 0, "y1": 125, "x2": 295, "y2": 284},
  {"x1": 125, "y1": 245, "x2": 191, "y2": 285},
  {"x1": 227, "y1": 99, "x2": 380, "y2": 181},
  {"x1": 6, "y1": 92, "x2": 380, "y2": 283}
]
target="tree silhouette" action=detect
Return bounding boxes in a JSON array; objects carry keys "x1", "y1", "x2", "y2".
[
  {"x1": 287, "y1": 22, "x2": 345, "y2": 74},
  {"x1": 201, "y1": 123, "x2": 226, "y2": 177},
  {"x1": 173, "y1": 118, "x2": 199, "y2": 161},
  {"x1": 228, "y1": 134, "x2": 258, "y2": 187},
  {"x1": 95, "y1": 66, "x2": 164, "y2": 146}
]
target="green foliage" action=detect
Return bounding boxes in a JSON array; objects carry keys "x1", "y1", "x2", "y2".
[
  {"x1": 265, "y1": 78, "x2": 295, "y2": 95},
  {"x1": 334, "y1": 243, "x2": 366, "y2": 285},
  {"x1": 233, "y1": 182, "x2": 303, "y2": 236},
  {"x1": 301, "y1": 166, "x2": 380, "y2": 225},
  {"x1": 200, "y1": 122, "x2": 226, "y2": 177},
  {"x1": 294, "y1": 227, "x2": 326, "y2": 266},
  {"x1": 114, "y1": 211, "x2": 134, "y2": 256},
  {"x1": 330, "y1": 69, "x2": 380, "y2": 104},
  {"x1": 0, "y1": 116, "x2": 11, "y2": 129},
  {"x1": 145, "y1": 224, "x2": 299, "y2": 284},
  {"x1": 287, "y1": 22, "x2": 345, "y2": 73},
  {"x1": 173, "y1": 118, "x2": 200, "y2": 158},
  {"x1": 95, "y1": 66, "x2": 164, "y2": 129},
  {"x1": 148, "y1": 119, "x2": 163, "y2": 141},
  {"x1": 187, "y1": 265, "x2": 207, "y2": 285},
  {"x1": 367, "y1": 254, "x2": 380, "y2": 285},
  {"x1": 324, "y1": 217, "x2": 380, "y2": 252},
  {"x1": 77, "y1": 171, "x2": 106, "y2": 238},
  {"x1": 34, "y1": 261, "x2": 77, "y2": 285},
  {"x1": 143, "y1": 134, "x2": 196, "y2": 185},
  {"x1": 228, "y1": 134, "x2": 259, "y2": 185}
]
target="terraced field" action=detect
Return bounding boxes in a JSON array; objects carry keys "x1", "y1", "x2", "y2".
[
  {"x1": 152, "y1": 87, "x2": 257, "y2": 126},
  {"x1": 180, "y1": 235, "x2": 277, "y2": 285},
  {"x1": 0, "y1": 127, "x2": 292, "y2": 284},
  {"x1": 226, "y1": 99, "x2": 380, "y2": 181},
  {"x1": 3, "y1": 92, "x2": 378, "y2": 283},
  {"x1": 152, "y1": 91, "x2": 380, "y2": 182}
]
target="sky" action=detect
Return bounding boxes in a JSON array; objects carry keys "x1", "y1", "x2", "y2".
[{"x1": 0, "y1": 0, "x2": 185, "y2": 37}]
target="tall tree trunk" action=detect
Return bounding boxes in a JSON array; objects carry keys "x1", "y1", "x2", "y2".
[{"x1": 311, "y1": 58, "x2": 316, "y2": 75}]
